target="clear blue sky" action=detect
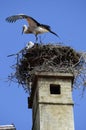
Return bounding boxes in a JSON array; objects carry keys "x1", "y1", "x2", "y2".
[{"x1": 0, "y1": 0, "x2": 86, "y2": 130}]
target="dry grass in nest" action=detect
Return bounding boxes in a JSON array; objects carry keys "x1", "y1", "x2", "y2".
[{"x1": 8, "y1": 43, "x2": 86, "y2": 93}]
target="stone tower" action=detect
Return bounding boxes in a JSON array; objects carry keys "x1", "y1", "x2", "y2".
[{"x1": 28, "y1": 72, "x2": 74, "y2": 130}]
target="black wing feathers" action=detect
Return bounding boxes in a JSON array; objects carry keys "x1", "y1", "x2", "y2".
[
  {"x1": 40, "y1": 24, "x2": 51, "y2": 30},
  {"x1": 40, "y1": 24, "x2": 60, "y2": 38},
  {"x1": 6, "y1": 15, "x2": 25, "y2": 23},
  {"x1": 49, "y1": 30, "x2": 60, "y2": 38},
  {"x1": 5, "y1": 14, "x2": 40, "y2": 26}
]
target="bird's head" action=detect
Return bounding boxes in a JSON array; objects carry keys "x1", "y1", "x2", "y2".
[{"x1": 22, "y1": 25, "x2": 27, "y2": 34}]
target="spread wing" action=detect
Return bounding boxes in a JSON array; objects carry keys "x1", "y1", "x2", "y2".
[{"x1": 6, "y1": 14, "x2": 40, "y2": 27}]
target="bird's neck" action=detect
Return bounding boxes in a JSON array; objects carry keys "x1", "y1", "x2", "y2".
[{"x1": 24, "y1": 25, "x2": 28, "y2": 33}]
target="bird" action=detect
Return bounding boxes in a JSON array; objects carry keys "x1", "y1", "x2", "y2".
[
  {"x1": 7, "y1": 41, "x2": 34, "y2": 57},
  {"x1": 6, "y1": 14, "x2": 60, "y2": 41},
  {"x1": 26, "y1": 41, "x2": 34, "y2": 49}
]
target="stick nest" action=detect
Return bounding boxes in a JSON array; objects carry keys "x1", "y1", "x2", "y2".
[{"x1": 8, "y1": 43, "x2": 86, "y2": 93}]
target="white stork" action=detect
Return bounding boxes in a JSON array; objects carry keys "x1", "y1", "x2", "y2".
[
  {"x1": 6, "y1": 14, "x2": 60, "y2": 41},
  {"x1": 26, "y1": 41, "x2": 34, "y2": 49}
]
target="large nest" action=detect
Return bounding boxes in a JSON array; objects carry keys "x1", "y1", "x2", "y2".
[{"x1": 8, "y1": 43, "x2": 86, "y2": 93}]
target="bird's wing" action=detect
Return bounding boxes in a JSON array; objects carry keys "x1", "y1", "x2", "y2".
[
  {"x1": 40, "y1": 24, "x2": 60, "y2": 38},
  {"x1": 40, "y1": 24, "x2": 51, "y2": 30},
  {"x1": 49, "y1": 30, "x2": 60, "y2": 39},
  {"x1": 6, "y1": 14, "x2": 40, "y2": 27}
]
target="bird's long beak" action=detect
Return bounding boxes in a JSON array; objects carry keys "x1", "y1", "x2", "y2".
[{"x1": 22, "y1": 26, "x2": 24, "y2": 34}]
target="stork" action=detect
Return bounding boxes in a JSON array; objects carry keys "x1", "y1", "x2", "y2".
[
  {"x1": 7, "y1": 41, "x2": 34, "y2": 57},
  {"x1": 26, "y1": 41, "x2": 34, "y2": 49},
  {"x1": 6, "y1": 14, "x2": 60, "y2": 41}
]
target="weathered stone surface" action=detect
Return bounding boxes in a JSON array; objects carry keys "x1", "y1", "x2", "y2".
[{"x1": 30, "y1": 72, "x2": 74, "y2": 130}]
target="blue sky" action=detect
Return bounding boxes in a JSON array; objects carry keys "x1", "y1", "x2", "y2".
[{"x1": 0, "y1": 0, "x2": 86, "y2": 130}]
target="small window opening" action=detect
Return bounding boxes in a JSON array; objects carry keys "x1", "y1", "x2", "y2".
[{"x1": 50, "y1": 84, "x2": 61, "y2": 94}]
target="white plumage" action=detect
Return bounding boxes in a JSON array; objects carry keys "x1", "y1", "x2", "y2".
[{"x1": 26, "y1": 41, "x2": 34, "y2": 49}]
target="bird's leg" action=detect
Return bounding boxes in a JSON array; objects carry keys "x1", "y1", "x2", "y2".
[
  {"x1": 35, "y1": 34, "x2": 38, "y2": 43},
  {"x1": 39, "y1": 36, "x2": 42, "y2": 44}
]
